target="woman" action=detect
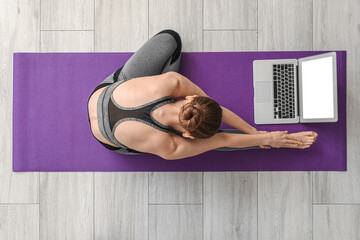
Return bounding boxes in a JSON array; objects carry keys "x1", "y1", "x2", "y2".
[{"x1": 87, "y1": 29, "x2": 318, "y2": 160}]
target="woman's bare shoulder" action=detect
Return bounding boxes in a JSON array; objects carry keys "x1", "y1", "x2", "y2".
[{"x1": 112, "y1": 73, "x2": 178, "y2": 107}]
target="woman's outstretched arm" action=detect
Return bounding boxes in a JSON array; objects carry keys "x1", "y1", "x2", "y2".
[
  {"x1": 170, "y1": 71, "x2": 258, "y2": 133},
  {"x1": 220, "y1": 106, "x2": 257, "y2": 134},
  {"x1": 165, "y1": 131, "x2": 269, "y2": 160},
  {"x1": 165, "y1": 131, "x2": 301, "y2": 160}
]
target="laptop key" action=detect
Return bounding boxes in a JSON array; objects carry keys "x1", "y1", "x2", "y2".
[{"x1": 273, "y1": 81, "x2": 278, "y2": 98}]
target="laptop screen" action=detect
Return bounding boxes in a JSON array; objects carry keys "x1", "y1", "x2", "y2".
[{"x1": 301, "y1": 56, "x2": 335, "y2": 119}]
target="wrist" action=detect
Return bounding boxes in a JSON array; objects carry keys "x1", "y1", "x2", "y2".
[{"x1": 262, "y1": 133, "x2": 272, "y2": 146}]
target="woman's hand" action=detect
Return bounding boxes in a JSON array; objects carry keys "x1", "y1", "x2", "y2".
[{"x1": 267, "y1": 131, "x2": 302, "y2": 148}]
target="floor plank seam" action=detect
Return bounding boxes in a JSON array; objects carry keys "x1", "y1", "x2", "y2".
[
  {"x1": 0, "y1": 203, "x2": 40, "y2": 205},
  {"x1": 40, "y1": 29, "x2": 94, "y2": 31},
  {"x1": 202, "y1": 0, "x2": 204, "y2": 52},
  {"x1": 311, "y1": 172, "x2": 314, "y2": 240},
  {"x1": 202, "y1": 171, "x2": 204, "y2": 240},
  {"x1": 93, "y1": 0, "x2": 96, "y2": 51},
  {"x1": 93, "y1": 172, "x2": 95, "y2": 240},
  {"x1": 257, "y1": 172, "x2": 258, "y2": 240},
  {"x1": 148, "y1": 203, "x2": 203, "y2": 205},
  {"x1": 313, "y1": 203, "x2": 360, "y2": 205},
  {"x1": 203, "y1": 29, "x2": 258, "y2": 31},
  {"x1": 148, "y1": 172, "x2": 150, "y2": 240}
]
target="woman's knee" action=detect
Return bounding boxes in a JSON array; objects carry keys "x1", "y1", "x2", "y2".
[
  {"x1": 155, "y1": 29, "x2": 181, "y2": 40},
  {"x1": 154, "y1": 29, "x2": 182, "y2": 64}
]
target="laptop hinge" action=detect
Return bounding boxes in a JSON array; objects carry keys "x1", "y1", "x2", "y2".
[{"x1": 296, "y1": 65, "x2": 300, "y2": 117}]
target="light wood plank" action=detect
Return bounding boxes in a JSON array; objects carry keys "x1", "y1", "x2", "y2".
[
  {"x1": 258, "y1": 172, "x2": 312, "y2": 240},
  {"x1": 40, "y1": 173, "x2": 93, "y2": 240},
  {"x1": 257, "y1": 1, "x2": 313, "y2": 238},
  {"x1": 149, "y1": 3, "x2": 203, "y2": 206},
  {"x1": 39, "y1": 31, "x2": 94, "y2": 240},
  {"x1": 204, "y1": 0, "x2": 257, "y2": 30},
  {"x1": 41, "y1": 0, "x2": 94, "y2": 30},
  {"x1": 149, "y1": 205, "x2": 202, "y2": 240},
  {"x1": 314, "y1": 205, "x2": 360, "y2": 240},
  {"x1": 258, "y1": 0, "x2": 312, "y2": 50},
  {"x1": 0, "y1": 0, "x2": 39, "y2": 203},
  {"x1": 95, "y1": 0, "x2": 148, "y2": 51},
  {"x1": 149, "y1": 0, "x2": 202, "y2": 51},
  {"x1": 41, "y1": 31, "x2": 94, "y2": 52},
  {"x1": 204, "y1": 30, "x2": 257, "y2": 51},
  {"x1": 203, "y1": 172, "x2": 257, "y2": 240},
  {"x1": 95, "y1": 4, "x2": 149, "y2": 239},
  {"x1": 149, "y1": 172, "x2": 202, "y2": 204},
  {"x1": 0, "y1": 205, "x2": 39, "y2": 240},
  {"x1": 94, "y1": 173, "x2": 148, "y2": 240},
  {"x1": 312, "y1": 0, "x2": 360, "y2": 203}
]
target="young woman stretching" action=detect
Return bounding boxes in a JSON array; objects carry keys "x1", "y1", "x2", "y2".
[{"x1": 87, "y1": 29, "x2": 317, "y2": 160}]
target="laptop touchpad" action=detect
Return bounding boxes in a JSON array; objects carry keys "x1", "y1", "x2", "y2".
[{"x1": 255, "y1": 81, "x2": 272, "y2": 103}]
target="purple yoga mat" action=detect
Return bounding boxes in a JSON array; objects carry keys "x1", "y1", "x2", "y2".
[{"x1": 13, "y1": 51, "x2": 346, "y2": 171}]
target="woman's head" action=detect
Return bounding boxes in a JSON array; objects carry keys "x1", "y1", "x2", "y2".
[{"x1": 179, "y1": 95, "x2": 222, "y2": 139}]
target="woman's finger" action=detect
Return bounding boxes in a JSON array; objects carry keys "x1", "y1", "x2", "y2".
[
  {"x1": 283, "y1": 143, "x2": 302, "y2": 148},
  {"x1": 286, "y1": 139, "x2": 302, "y2": 145},
  {"x1": 285, "y1": 134, "x2": 301, "y2": 141}
]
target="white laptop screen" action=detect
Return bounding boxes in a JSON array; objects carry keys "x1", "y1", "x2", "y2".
[{"x1": 301, "y1": 56, "x2": 334, "y2": 119}]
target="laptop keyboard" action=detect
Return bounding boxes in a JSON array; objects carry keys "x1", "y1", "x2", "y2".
[{"x1": 273, "y1": 64, "x2": 296, "y2": 119}]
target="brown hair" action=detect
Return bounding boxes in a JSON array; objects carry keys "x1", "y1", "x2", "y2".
[{"x1": 179, "y1": 96, "x2": 222, "y2": 139}]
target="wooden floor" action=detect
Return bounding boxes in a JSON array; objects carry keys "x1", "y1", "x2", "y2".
[{"x1": 0, "y1": 0, "x2": 359, "y2": 239}]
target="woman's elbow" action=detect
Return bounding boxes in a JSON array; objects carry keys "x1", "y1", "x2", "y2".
[
  {"x1": 162, "y1": 155, "x2": 179, "y2": 160},
  {"x1": 161, "y1": 150, "x2": 182, "y2": 160},
  {"x1": 158, "y1": 142, "x2": 181, "y2": 160},
  {"x1": 163, "y1": 71, "x2": 179, "y2": 80},
  {"x1": 161, "y1": 153, "x2": 180, "y2": 160}
]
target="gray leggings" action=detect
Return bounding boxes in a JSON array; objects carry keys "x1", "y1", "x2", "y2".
[{"x1": 93, "y1": 29, "x2": 260, "y2": 152}]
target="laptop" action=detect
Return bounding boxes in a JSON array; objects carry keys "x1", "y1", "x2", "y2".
[{"x1": 253, "y1": 52, "x2": 338, "y2": 124}]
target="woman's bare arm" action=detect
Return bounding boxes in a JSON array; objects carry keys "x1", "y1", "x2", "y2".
[
  {"x1": 165, "y1": 130, "x2": 304, "y2": 160},
  {"x1": 170, "y1": 71, "x2": 257, "y2": 133},
  {"x1": 165, "y1": 132, "x2": 272, "y2": 160},
  {"x1": 170, "y1": 71, "x2": 209, "y2": 98},
  {"x1": 220, "y1": 106, "x2": 257, "y2": 134}
]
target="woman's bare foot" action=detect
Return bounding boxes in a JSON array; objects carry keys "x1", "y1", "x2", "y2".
[{"x1": 284, "y1": 131, "x2": 318, "y2": 149}]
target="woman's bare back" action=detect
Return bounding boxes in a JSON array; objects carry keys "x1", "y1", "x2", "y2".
[{"x1": 88, "y1": 75, "x2": 175, "y2": 149}]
